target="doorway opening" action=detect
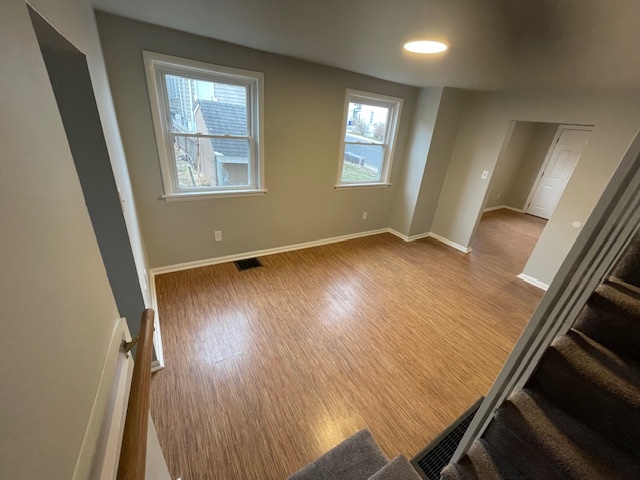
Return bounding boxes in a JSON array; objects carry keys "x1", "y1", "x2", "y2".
[{"x1": 477, "y1": 121, "x2": 593, "y2": 280}]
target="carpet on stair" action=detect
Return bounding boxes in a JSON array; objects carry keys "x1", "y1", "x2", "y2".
[
  {"x1": 369, "y1": 455, "x2": 421, "y2": 480},
  {"x1": 527, "y1": 329, "x2": 640, "y2": 461},
  {"x1": 573, "y1": 281, "x2": 640, "y2": 362},
  {"x1": 440, "y1": 439, "x2": 528, "y2": 480},
  {"x1": 288, "y1": 429, "x2": 387, "y2": 480},
  {"x1": 611, "y1": 232, "x2": 640, "y2": 288},
  {"x1": 483, "y1": 388, "x2": 640, "y2": 480}
]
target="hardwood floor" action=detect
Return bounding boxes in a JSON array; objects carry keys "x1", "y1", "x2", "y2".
[{"x1": 151, "y1": 209, "x2": 546, "y2": 480}]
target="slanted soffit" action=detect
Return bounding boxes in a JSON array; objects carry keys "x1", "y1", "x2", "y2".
[{"x1": 93, "y1": 0, "x2": 640, "y2": 90}]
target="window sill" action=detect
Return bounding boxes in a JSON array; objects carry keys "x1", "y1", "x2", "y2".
[
  {"x1": 162, "y1": 189, "x2": 268, "y2": 202},
  {"x1": 334, "y1": 183, "x2": 391, "y2": 191}
]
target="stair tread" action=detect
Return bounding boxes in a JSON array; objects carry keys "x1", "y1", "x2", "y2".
[
  {"x1": 528, "y1": 329, "x2": 640, "y2": 460},
  {"x1": 573, "y1": 280, "x2": 640, "y2": 361},
  {"x1": 288, "y1": 429, "x2": 388, "y2": 480},
  {"x1": 441, "y1": 439, "x2": 528, "y2": 480},
  {"x1": 369, "y1": 455, "x2": 420, "y2": 480},
  {"x1": 484, "y1": 388, "x2": 640, "y2": 480}
]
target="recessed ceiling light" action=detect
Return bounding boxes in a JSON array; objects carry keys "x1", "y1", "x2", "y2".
[{"x1": 403, "y1": 40, "x2": 448, "y2": 54}]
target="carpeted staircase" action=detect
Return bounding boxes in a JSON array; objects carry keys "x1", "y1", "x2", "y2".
[
  {"x1": 442, "y1": 233, "x2": 640, "y2": 480},
  {"x1": 288, "y1": 429, "x2": 422, "y2": 480}
]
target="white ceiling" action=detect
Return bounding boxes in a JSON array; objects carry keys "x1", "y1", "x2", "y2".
[{"x1": 92, "y1": 0, "x2": 640, "y2": 90}]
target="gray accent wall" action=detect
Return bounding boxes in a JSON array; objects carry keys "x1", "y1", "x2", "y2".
[
  {"x1": 31, "y1": 9, "x2": 146, "y2": 337},
  {"x1": 0, "y1": 0, "x2": 144, "y2": 477},
  {"x1": 95, "y1": 12, "x2": 419, "y2": 269}
]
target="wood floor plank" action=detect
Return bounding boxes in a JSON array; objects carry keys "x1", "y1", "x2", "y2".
[{"x1": 151, "y1": 209, "x2": 546, "y2": 479}]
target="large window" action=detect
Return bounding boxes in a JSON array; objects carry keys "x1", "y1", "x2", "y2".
[
  {"x1": 144, "y1": 52, "x2": 265, "y2": 200},
  {"x1": 336, "y1": 89, "x2": 403, "y2": 188}
]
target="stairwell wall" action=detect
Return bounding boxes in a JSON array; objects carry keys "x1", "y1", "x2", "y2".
[{"x1": 0, "y1": 0, "x2": 141, "y2": 477}]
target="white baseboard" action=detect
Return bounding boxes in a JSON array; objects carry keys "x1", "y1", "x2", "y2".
[
  {"x1": 483, "y1": 205, "x2": 505, "y2": 212},
  {"x1": 152, "y1": 227, "x2": 473, "y2": 278},
  {"x1": 484, "y1": 205, "x2": 524, "y2": 213},
  {"x1": 147, "y1": 270, "x2": 165, "y2": 371},
  {"x1": 151, "y1": 228, "x2": 389, "y2": 275},
  {"x1": 504, "y1": 206, "x2": 524, "y2": 213},
  {"x1": 407, "y1": 231, "x2": 432, "y2": 242},
  {"x1": 388, "y1": 229, "x2": 435, "y2": 243},
  {"x1": 429, "y1": 232, "x2": 473, "y2": 253},
  {"x1": 73, "y1": 318, "x2": 132, "y2": 480},
  {"x1": 517, "y1": 273, "x2": 549, "y2": 291},
  {"x1": 387, "y1": 228, "x2": 410, "y2": 241}
]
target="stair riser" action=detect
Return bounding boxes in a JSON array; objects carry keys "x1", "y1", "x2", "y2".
[
  {"x1": 529, "y1": 348, "x2": 640, "y2": 461},
  {"x1": 487, "y1": 392, "x2": 640, "y2": 480},
  {"x1": 483, "y1": 414, "x2": 565, "y2": 480},
  {"x1": 611, "y1": 234, "x2": 640, "y2": 288},
  {"x1": 574, "y1": 293, "x2": 640, "y2": 362}
]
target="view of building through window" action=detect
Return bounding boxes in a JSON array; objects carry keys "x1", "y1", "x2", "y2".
[
  {"x1": 342, "y1": 101, "x2": 390, "y2": 182},
  {"x1": 164, "y1": 74, "x2": 250, "y2": 189}
]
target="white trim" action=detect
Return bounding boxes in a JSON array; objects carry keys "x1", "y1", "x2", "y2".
[
  {"x1": 151, "y1": 360, "x2": 164, "y2": 373},
  {"x1": 147, "y1": 269, "x2": 165, "y2": 371},
  {"x1": 162, "y1": 189, "x2": 267, "y2": 202},
  {"x1": 387, "y1": 230, "x2": 433, "y2": 242},
  {"x1": 143, "y1": 51, "x2": 265, "y2": 197},
  {"x1": 150, "y1": 228, "x2": 474, "y2": 277},
  {"x1": 517, "y1": 273, "x2": 549, "y2": 291},
  {"x1": 73, "y1": 318, "x2": 131, "y2": 480},
  {"x1": 523, "y1": 124, "x2": 594, "y2": 214},
  {"x1": 97, "y1": 322, "x2": 134, "y2": 480},
  {"x1": 483, "y1": 205, "x2": 505, "y2": 212},
  {"x1": 429, "y1": 232, "x2": 473, "y2": 253},
  {"x1": 483, "y1": 205, "x2": 524, "y2": 213},
  {"x1": 336, "y1": 89, "x2": 403, "y2": 188},
  {"x1": 387, "y1": 229, "x2": 410, "y2": 241},
  {"x1": 334, "y1": 183, "x2": 391, "y2": 190},
  {"x1": 504, "y1": 206, "x2": 524, "y2": 213},
  {"x1": 407, "y1": 231, "x2": 432, "y2": 242},
  {"x1": 150, "y1": 228, "x2": 390, "y2": 275}
]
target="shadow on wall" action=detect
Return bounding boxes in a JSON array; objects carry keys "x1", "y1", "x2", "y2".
[{"x1": 29, "y1": 6, "x2": 146, "y2": 337}]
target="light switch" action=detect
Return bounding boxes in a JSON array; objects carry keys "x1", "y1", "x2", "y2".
[{"x1": 481, "y1": 170, "x2": 489, "y2": 180}]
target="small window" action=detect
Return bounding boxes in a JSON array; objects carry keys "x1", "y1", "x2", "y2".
[
  {"x1": 143, "y1": 52, "x2": 265, "y2": 200},
  {"x1": 336, "y1": 89, "x2": 403, "y2": 188}
]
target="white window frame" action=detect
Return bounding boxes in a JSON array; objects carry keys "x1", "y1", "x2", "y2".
[
  {"x1": 143, "y1": 51, "x2": 265, "y2": 201},
  {"x1": 336, "y1": 89, "x2": 403, "y2": 189}
]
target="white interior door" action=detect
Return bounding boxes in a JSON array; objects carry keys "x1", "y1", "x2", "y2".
[{"x1": 526, "y1": 127, "x2": 591, "y2": 219}]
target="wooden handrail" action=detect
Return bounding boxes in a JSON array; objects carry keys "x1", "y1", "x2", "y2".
[{"x1": 117, "y1": 308, "x2": 155, "y2": 480}]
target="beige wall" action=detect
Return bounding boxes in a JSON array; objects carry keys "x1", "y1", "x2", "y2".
[
  {"x1": 505, "y1": 122, "x2": 559, "y2": 210},
  {"x1": 486, "y1": 121, "x2": 559, "y2": 210},
  {"x1": 389, "y1": 86, "x2": 467, "y2": 238},
  {"x1": 0, "y1": 0, "x2": 137, "y2": 477},
  {"x1": 95, "y1": 12, "x2": 419, "y2": 269},
  {"x1": 389, "y1": 87, "x2": 443, "y2": 236},
  {"x1": 409, "y1": 88, "x2": 467, "y2": 236},
  {"x1": 431, "y1": 89, "x2": 640, "y2": 285}
]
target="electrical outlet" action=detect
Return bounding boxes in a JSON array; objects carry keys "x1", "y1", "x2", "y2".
[
  {"x1": 362, "y1": 212, "x2": 368, "y2": 220},
  {"x1": 214, "y1": 230, "x2": 222, "y2": 242},
  {"x1": 481, "y1": 170, "x2": 489, "y2": 180}
]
